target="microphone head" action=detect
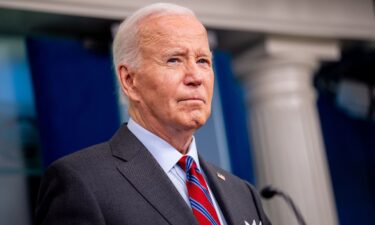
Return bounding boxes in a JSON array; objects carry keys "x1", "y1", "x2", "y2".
[{"x1": 260, "y1": 186, "x2": 278, "y2": 199}]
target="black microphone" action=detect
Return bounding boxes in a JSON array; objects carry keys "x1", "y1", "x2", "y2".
[{"x1": 261, "y1": 186, "x2": 307, "y2": 225}]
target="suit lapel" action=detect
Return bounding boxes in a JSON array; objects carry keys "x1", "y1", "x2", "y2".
[
  {"x1": 200, "y1": 158, "x2": 242, "y2": 225},
  {"x1": 109, "y1": 125, "x2": 199, "y2": 225}
]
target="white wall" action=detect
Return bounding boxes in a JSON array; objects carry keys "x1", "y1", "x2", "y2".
[{"x1": 0, "y1": 0, "x2": 374, "y2": 39}]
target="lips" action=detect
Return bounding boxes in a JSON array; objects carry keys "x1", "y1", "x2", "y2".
[{"x1": 178, "y1": 97, "x2": 205, "y2": 103}]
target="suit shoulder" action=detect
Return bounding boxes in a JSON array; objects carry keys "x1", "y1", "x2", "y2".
[
  {"x1": 202, "y1": 160, "x2": 263, "y2": 197},
  {"x1": 203, "y1": 160, "x2": 248, "y2": 183},
  {"x1": 203, "y1": 160, "x2": 257, "y2": 192},
  {"x1": 48, "y1": 142, "x2": 111, "y2": 171}
]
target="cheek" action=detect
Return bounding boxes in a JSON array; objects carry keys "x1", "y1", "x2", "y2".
[
  {"x1": 136, "y1": 72, "x2": 163, "y2": 97},
  {"x1": 150, "y1": 83, "x2": 178, "y2": 109},
  {"x1": 206, "y1": 75, "x2": 214, "y2": 96}
]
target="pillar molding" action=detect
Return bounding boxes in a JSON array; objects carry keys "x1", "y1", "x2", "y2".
[
  {"x1": 234, "y1": 35, "x2": 340, "y2": 225},
  {"x1": 1, "y1": 0, "x2": 375, "y2": 39}
]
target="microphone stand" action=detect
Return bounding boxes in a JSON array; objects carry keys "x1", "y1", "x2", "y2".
[{"x1": 261, "y1": 186, "x2": 307, "y2": 225}]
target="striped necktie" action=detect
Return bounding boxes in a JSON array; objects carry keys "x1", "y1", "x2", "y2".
[{"x1": 178, "y1": 155, "x2": 221, "y2": 225}]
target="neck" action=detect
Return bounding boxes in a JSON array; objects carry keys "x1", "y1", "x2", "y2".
[{"x1": 129, "y1": 109, "x2": 194, "y2": 154}]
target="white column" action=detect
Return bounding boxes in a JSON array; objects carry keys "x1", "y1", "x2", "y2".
[{"x1": 234, "y1": 36, "x2": 340, "y2": 225}]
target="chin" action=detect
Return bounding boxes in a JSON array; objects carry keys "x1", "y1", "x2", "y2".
[
  {"x1": 179, "y1": 122, "x2": 203, "y2": 133},
  {"x1": 174, "y1": 109, "x2": 210, "y2": 130},
  {"x1": 185, "y1": 114, "x2": 209, "y2": 129}
]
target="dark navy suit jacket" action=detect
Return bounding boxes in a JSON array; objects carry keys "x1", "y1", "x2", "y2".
[{"x1": 36, "y1": 124, "x2": 271, "y2": 225}]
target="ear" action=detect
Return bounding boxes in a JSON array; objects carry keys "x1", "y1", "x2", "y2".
[{"x1": 118, "y1": 65, "x2": 141, "y2": 102}]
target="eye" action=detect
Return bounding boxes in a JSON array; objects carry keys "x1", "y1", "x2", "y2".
[
  {"x1": 167, "y1": 58, "x2": 180, "y2": 64},
  {"x1": 197, "y1": 58, "x2": 210, "y2": 65}
]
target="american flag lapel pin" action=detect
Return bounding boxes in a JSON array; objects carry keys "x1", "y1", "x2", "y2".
[{"x1": 217, "y1": 172, "x2": 226, "y2": 180}]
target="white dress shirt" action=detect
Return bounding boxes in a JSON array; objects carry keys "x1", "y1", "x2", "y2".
[{"x1": 127, "y1": 118, "x2": 227, "y2": 225}]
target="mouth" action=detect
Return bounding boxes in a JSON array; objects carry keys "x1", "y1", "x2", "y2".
[{"x1": 178, "y1": 97, "x2": 205, "y2": 104}]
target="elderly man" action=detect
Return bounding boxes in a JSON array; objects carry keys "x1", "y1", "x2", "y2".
[{"x1": 36, "y1": 3, "x2": 271, "y2": 225}]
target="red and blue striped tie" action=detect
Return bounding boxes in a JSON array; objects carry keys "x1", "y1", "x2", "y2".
[{"x1": 178, "y1": 155, "x2": 221, "y2": 225}]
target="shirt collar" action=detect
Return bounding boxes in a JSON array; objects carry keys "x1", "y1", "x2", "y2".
[{"x1": 127, "y1": 118, "x2": 201, "y2": 173}]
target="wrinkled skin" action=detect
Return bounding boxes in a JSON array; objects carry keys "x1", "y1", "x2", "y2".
[{"x1": 119, "y1": 14, "x2": 214, "y2": 153}]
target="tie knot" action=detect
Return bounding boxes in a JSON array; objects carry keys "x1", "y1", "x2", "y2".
[{"x1": 178, "y1": 155, "x2": 196, "y2": 172}]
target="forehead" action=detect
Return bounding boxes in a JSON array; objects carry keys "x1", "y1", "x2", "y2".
[{"x1": 138, "y1": 14, "x2": 209, "y2": 50}]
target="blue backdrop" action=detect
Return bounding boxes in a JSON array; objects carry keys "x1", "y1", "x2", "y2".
[
  {"x1": 213, "y1": 50, "x2": 255, "y2": 183},
  {"x1": 318, "y1": 92, "x2": 375, "y2": 225},
  {"x1": 27, "y1": 37, "x2": 120, "y2": 168}
]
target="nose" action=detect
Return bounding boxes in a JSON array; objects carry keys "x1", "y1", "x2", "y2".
[{"x1": 183, "y1": 61, "x2": 203, "y2": 87}]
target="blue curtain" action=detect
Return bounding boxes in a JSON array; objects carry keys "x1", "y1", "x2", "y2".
[
  {"x1": 318, "y1": 92, "x2": 375, "y2": 225},
  {"x1": 213, "y1": 50, "x2": 255, "y2": 183},
  {"x1": 27, "y1": 37, "x2": 120, "y2": 168}
]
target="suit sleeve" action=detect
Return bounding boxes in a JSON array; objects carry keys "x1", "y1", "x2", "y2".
[
  {"x1": 246, "y1": 183, "x2": 273, "y2": 225},
  {"x1": 35, "y1": 161, "x2": 106, "y2": 225}
]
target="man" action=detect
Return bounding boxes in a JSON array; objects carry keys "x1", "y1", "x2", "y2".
[{"x1": 36, "y1": 3, "x2": 271, "y2": 225}]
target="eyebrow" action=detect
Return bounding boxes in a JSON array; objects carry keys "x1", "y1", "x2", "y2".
[
  {"x1": 163, "y1": 49, "x2": 212, "y2": 58},
  {"x1": 198, "y1": 51, "x2": 213, "y2": 58},
  {"x1": 163, "y1": 49, "x2": 188, "y2": 57}
]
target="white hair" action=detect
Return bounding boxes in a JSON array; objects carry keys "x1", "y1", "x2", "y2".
[
  {"x1": 112, "y1": 3, "x2": 196, "y2": 104},
  {"x1": 112, "y1": 3, "x2": 196, "y2": 72}
]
